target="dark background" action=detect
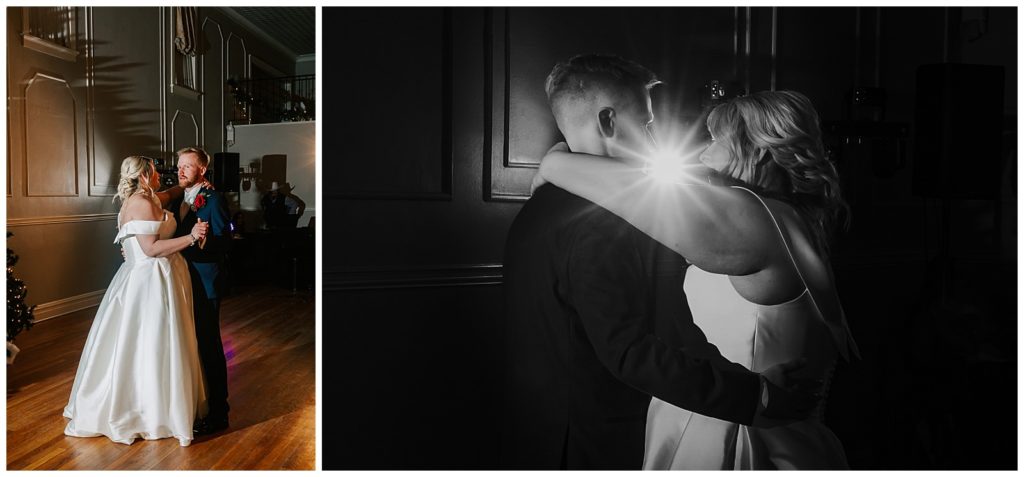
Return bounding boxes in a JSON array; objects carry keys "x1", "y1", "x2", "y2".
[{"x1": 325, "y1": 7, "x2": 1017, "y2": 470}]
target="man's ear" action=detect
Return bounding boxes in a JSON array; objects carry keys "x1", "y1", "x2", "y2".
[{"x1": 597, "y1": 107, "x2": 616, "y2": 139}]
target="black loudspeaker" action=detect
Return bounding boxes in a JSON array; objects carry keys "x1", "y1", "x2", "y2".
[
  {"x1": 913, "y1": 63, "x2": 1004, "y2": 199},
  {"x1": 213, "y1": 152, "x2": 240, "y2": 192}
]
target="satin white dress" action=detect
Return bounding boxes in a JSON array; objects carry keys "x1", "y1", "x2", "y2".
[
  {"x1": 643, "y1": 188, "x2": 859, "y2": 470},
  {"x1": 63, "y1": 211, "x2": 207, "y2": 446}
]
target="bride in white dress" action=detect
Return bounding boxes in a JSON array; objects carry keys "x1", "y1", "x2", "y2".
[
  {"x1": 537, "y1": 91, "x2": 859, "y2": 469},
  {"x1": 64, "y1": 155, "x2": 208, "y2": 446}
]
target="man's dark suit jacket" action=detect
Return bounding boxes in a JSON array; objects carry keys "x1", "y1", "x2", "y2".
[
  {"x1": 499, "y1": 184, "x2": 761, "y2": 470},
  {"x1": 171, "y1": 188, "x2": 231, "y2": 299}
]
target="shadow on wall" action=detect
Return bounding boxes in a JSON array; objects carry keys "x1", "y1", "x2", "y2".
[{"x1": 86, "y1": 38, "x2": 162, "y2": 184}]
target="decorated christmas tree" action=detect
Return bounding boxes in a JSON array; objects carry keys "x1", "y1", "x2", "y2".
[{"x1": 8, "y1": 232, "x2": 35, "y2": 364}]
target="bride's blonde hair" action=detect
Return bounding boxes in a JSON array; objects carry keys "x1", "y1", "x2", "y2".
[
  {"x1": 706, "y1": 91, "x2": 849, "y2": 255},
  {"x1": 114, "y1": 155, "x2": 156, "y2": 203}
]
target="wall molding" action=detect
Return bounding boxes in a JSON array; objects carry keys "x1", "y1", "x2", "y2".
[
  {"x1": 770, "y1": 7, "x2": 778, "y2": 91},
  {"x1": 170, "y1": 109, "x2": 200, "y2": 153},
  {"x1": 200, "y1": 16, "x2": 225, "y2": 151},
  {"x1": 7, "y1": 104, "x2": 12, "y2": 197},
  {"x1": 22, "y1": 35, "x2": 78, "y2": 62},
  {"x1": 160, "y1": 7, "x2": 168, "y2": 159},
  {"x1": 743, "y1": 7, "x2": 752, "y2": 94},
  {"x1": 7, "y1": 212, "x2": 118, "y2": 227},
  {"x1": 325, "y1": 263, "x2": 503, "y2": 291},
  {"x1": 226, "y1": 32, "x2": 249, "y2": 81},
  {"x1": 32, "y1": 288, "x2": 106, "y2": 323},
  {"x1": 483, "y1": 8, "x2": 531, "y2": 203},
  {"x1": 732, "y1": 7, "x2": 785, "y2": 94},
  {"x1": 23, "y1": 72, "x2": 79, "y2": 197},
  {"x1": 84, "y1": 7, "x2": 111, "y2": 196}
]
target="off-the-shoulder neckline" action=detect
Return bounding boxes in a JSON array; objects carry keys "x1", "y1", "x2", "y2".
[{"x1": 118, "y1": 210, "x2": 170, "y2": 228}]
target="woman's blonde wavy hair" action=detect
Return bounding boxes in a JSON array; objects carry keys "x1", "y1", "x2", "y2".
[
  {"x1": 114, "y1": 155, "x2": 156, "y2": 204},
  {"x1": 706, "y1": 90, "x2": 849, "y2": 255}
]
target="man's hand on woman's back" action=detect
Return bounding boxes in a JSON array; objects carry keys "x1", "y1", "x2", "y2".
[{"x1": 751, "y1": 358, "x2": 824, "y2": 428}]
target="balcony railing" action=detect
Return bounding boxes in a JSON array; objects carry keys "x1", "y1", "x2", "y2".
[{"x1": 229, "y1": 74, "x2": 314, "y2": 124}]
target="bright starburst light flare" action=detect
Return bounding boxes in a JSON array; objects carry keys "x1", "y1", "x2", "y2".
[
  {"x1": 571, "y1": 122, "x2": 724, "y2": 255},
  {"x1": 642, "y1": 121, "x2": 710, "y2": 185}
]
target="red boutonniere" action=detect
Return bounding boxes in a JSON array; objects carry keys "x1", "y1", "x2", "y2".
[{"x1": 191, "y1": 191, "x2": 209, "y2": 211}]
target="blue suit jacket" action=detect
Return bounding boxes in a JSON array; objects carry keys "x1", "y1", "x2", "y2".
[{"x1": 174, "y1": 187, "x2": 231, "y2": 299}]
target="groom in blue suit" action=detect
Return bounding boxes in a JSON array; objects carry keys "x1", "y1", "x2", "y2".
[{"x1": 173, "y1": 146, "x2": 232, "y2": 435}]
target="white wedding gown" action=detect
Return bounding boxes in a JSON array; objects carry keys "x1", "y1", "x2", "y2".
[
  {"x1": 63, "y1": 211, "x2": 207, "y2": 446},
  {"x1": 643, "y1": 188, "x2": 859, "y2": 469}
]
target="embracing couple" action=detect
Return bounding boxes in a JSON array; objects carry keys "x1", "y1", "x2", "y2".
[
  {"x1": 501, "y1": 54, "x2": 860, "y2": 469},
  {"x1": 63, "y1": 147, "x2": 231, "y2": 446}
]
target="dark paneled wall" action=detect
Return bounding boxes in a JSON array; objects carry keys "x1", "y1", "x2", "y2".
[
  {"x1": 328, "y1": 285, "x2": 504, "y2": 469},
  {"x1": 332, "y1": 8, "x2": 451, "y2": 199},
  {"x1": 327, "y1": 7, "x2": 1016, "y2": 469},
  {"x1": 327, "y1": 9, "x2": 519, "y2": 468}
]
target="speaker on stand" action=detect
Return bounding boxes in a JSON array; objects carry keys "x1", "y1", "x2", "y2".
[{"x1": 213, "y1": 152, "x2": 240, "y2": 192}]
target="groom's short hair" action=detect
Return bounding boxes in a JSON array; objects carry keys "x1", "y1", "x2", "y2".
[
  {"x1": 176, "y1": 146, "x2": 211, "y2": 169},
  {"x1": 545, "y1": 54, "x2": 660, "y2": 121}
]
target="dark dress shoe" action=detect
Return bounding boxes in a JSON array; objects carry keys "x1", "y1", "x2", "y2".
[{"x1": 193, "y1": 415, "x2": 229, "y2": 436}]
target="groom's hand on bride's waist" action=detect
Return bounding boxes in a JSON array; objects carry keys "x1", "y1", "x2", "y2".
[{"x1": 751, "y1": 358, "x2": 824, "y2": 428}]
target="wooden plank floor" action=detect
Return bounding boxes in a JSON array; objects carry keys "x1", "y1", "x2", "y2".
[{"x1": 6, "y1": 285, "x2": 315, "y2": 470}]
